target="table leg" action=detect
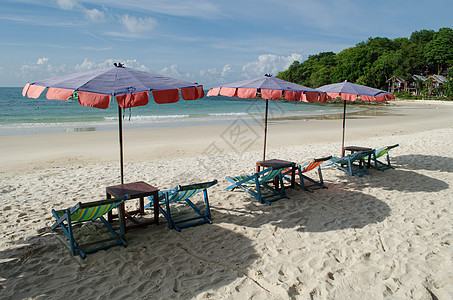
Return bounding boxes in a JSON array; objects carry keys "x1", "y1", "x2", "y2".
[
  {"x1": 139, "y1": 197, "x2": 144, "y2": 215},
  {"x1": 120, "y1": 202, "x2": 127, "y2": 233}
]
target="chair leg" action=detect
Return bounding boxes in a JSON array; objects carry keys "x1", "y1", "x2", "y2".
[
  {"x1": 318, "y1": 167, "x2": 324, "y2": 185},
  {"x1": 203, "y1": 189, "x2": 211, "y2": 220}
]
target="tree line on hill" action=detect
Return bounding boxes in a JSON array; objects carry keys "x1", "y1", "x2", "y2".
[{"x1": 276, "y1": 27, "x2": 453, "y2": 97}]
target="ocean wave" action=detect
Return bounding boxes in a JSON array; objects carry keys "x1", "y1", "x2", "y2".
[
  {"x1": 104, "y1": 114, "x2": 190, "y2": 121},
  {"x1": 208, "y1": 112, "x2": 249, "y2": 116}
]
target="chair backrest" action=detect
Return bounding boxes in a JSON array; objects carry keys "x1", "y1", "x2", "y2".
[
  {"x1": 301, "y1": 156, "x2": 332, "y2": 173},
  {"x1": 353, "y1": 150, "x2": 373, "y2": 161},
  {"x1": 375, "y1": 144, "x2": 399, "y2": 159},
  {"x1": 166, "y1": 180, "x2": 218, "y2": 203},
  {"x1": 258, "y1": 167, "x2": 284, "y2": 183},
  {"x1": 55, "y1": 195, "x2": 129, "y2": 222}
]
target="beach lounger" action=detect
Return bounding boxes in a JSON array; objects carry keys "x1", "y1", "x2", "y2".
[
  {"x1": 366, "y1": 144, "x2": 399, "y2": 171},
  {"x1": 323, "y1": 150, "x2": 373, "y2": 177},
  {"x1": 51, "y1": 195, "x2": 129, "y2": 259},
  {"x1": 225, "y1": 166, "x2": 289, "y2": 204},
  {"x1": 145, "y1": 180, "x2": 218, "y2": 232},
  {"x1": 283, "y1": 156, "x2": 332, "y2": 192}
]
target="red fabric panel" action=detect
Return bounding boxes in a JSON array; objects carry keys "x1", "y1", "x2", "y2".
[
  {"x1": 319, "y1": 93, "x2": 328, "y2": 103},
  {"x1": 206, "y1": 87, "x2": 220, "y2": 97},
  {"x1": 375, "y1": 95, "x2": 387, "y2": 102},
  {"x1": 305, "y1": 92, "x2": 319, "y2": 103},
  {"x1": 237, "y1": 88, "x2": 257, "y2": 98},
  {"x1": 197, "y1": 86, "x2": 205, "y2": 98},
  {"x1": 261, "y1": 89, "x2": 282, "y2": 100},
  {"x1": 152, "y1": 89, "x2": 180, "y2": 104},
  {"x1": 220, "y1": 87, "x2": 237, "y2": 97},
  {"x1": 116, "y1": 91, "x2": 149, "y2": 108},
  {"x1": 296, "y1": 91, "x2": 304, "y2": 101},
  {"x1": 341, "y1": 93, "x2": 357, "y2": 101},
  {"x1": 327, "y1": 92, "x2": 340, "y2": 99},
  {"x1": 78, "y1": 91, "x2": 111, "y2": 109},
  {"x1": 22, "y1": 83, "x2": 30, "y2": 96},
  {"x1": 46, "y1": 88, "x2": 74, "y2": 100},
  {"x1": 27, "y1": 85, "x2": 46, "y2": 99},
  {"x1": 284, "y1": 90, "x2": 297, "y2": 101},
  {"x1": 386, "y1": 94, "x2": 395, "y2": 100},
  {"x1": 360, "y1": 95, "x2": 374, "y2": 102},
  {"x1": 181, "y1": 87, "x2": 198, "y2": 100}
]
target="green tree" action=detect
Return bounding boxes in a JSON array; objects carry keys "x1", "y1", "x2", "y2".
[
  {"x1": 410, "y1": 29, "x2": 435, "y2": 45},
  {"x1": 425, "y1": 27, "x2": 453, "y2": 74}
]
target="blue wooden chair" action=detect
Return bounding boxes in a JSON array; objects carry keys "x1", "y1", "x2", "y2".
[
  {"x1": 51, "y1": 195, "x2": 129, "y2": 259},
  {"x1": 146, "y1": 180, "x2": 218, "y2": 231},
  {"x1": 323, "y1": 150, "x2": 373, "y2": 177},
  {"x1": 282, "y1": 156, "x2": 332, "y2": 192},
  {"x1": 366, "y1": 144, "x2": 399, "y2": 171},
  {"x1": 225, "y1": 166, "x2": 289, "y2": 204}
]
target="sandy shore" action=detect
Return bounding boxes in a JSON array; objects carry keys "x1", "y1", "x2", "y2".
[{"x1": 0, "y1": 100, "x2": 452, "y2": 299}]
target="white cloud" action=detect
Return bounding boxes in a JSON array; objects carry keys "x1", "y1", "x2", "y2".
[
  {"x1": 56, "y1": 0, "x2": 78, "y2": 10},
  {"x1": 17, "y1": 58, "x2": 151, "y2": 85},
  {"x1": 200, "y1": 68, "x2": 218, "y2": 78},
  {"x1": 84, "y1": 8, "x2": 105, "y2": 22},
  {"x1": 241, "y1": 53, "x2": 302, "y2": 79},
  {"x1": 36, "y1": 57, "x2": 49, "y2": 65},
  {"x1": 159, "y1": 64, "x2": 181, "y2": 78},
  {"x1": 221, "y1": 64, "x2": 232, "y2": 77},
  {"x1": 20, "y1": 58, "x2": 68, "y2": 81},
  {"x1": 75, "y1": 58, "x2": 149, "y2": 71},
  {"x1": 119, "y1": 15, "x2": 157, "y2": 33},
  {"x1": 77, "y1": 0, "x2": 220, "y2": 18}
]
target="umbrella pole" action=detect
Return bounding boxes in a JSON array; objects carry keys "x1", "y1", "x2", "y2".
[
  {"x1": 263, "y1": 99, "x2": 269, "y2": 161},
  {"x1": 118, "y1": 106, "x2": 124, "y2": 184},
  {"x1": 341, "y1": 100, "x2": 346, "y2": 157}
]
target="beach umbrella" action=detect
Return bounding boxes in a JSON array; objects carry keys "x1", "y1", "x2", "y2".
[
  {"x1": 22, "y1": 63, "x2": 204, "y2": 184},
  {"x1": 316, "y1": 81, "x2": 395, "y2": 155},
  {"x1": 207, "y1": 74, "x2": 328, "y2": 161}
]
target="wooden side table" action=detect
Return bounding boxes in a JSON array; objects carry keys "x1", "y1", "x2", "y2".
[
  {"x1": 342, "y1": 146, "x2": 372, "y2": 168},
  {"x1": 106, "y1": 181, "x2": 159, "y2": 233},
  {"x1": 256, "y1": 159, "x2": 295, "y2": 189}
]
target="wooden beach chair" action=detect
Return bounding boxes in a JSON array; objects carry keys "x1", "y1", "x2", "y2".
[
  {"x1": 146, "y1": 180, "x2": 218, "y2": 231},
  {"x1": 225, "y1": 166, "x2": 289, "y2": 204},
  {"x1": 323, "y1": 150, "x2": 373, "y2": 177},
  {"x1": 51, "y1": 195, "x2": 129, "y2": 259},
  {"x1": 283, "y1": 156, "x2": 332, "y2": 192},
  {"x1": 365, "y1": 144, "x2": 399, "y2": 171}
]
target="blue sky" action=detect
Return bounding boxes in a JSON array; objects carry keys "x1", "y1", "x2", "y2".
[{"x1": 1, "y1": 0, "x2": 452, "y2": 88}]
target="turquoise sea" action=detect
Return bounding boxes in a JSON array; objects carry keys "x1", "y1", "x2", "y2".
[{"x1": 0, "y1": 87, "x2": 349, "y2": 136}]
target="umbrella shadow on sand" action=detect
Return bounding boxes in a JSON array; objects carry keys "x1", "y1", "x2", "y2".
[
  {"x1": 212, "y1": 186, "x2": 390, "y2": 233},
  {"x1": 393, "y1": 154, "x2": 453, "y2": 173},
  {"x1": 0, "y1": 223, "x2": 260, "y2": 299}
]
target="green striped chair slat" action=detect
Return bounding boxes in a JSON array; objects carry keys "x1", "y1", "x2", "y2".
[
  {"x1": 167, "y1": 189, "x2": 202, "y2": 203},
  {"x1": 231, "y1": 175, "x2": 257, "y2": 185},
  {"x1": 259, "y1": 169, "x2": 281, "y2": 183},
  {"x1": 55, "y1": 203, "x2": 116, "y2": 222}
]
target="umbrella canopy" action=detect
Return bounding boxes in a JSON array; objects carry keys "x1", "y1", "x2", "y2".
[
  {"x1": 316, "y1": 81, "x2": 395, "y2": 154},
  {"x1": 207, "y1": 75, "x2": 328, "y2": 160},
  {"x1": 22, "y1": 63, "x2": 204, "y2": 184}
]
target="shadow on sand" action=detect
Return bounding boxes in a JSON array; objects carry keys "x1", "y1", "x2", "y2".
[
  {"x1": 393, "y1": 154, "x2": 453, "y2": 173},
  {"x1": 212, "y1": 186, "x2": 390, "y2": 233}
]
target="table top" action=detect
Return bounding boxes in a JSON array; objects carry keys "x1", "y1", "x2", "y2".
[
  {"x1": 343, "y1": 146, "x2": 372, "y2": 152},
  {"x1": 106, "y1": 181, "x2": 159, "y2": 198},
  {"x1": 256, "y1": 159, "x2": 294, "y2": 168}
]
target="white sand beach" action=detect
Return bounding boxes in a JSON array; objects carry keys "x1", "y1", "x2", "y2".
[{"x1": 0, "y1": 100, "x2": 452, "y2": 299}]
